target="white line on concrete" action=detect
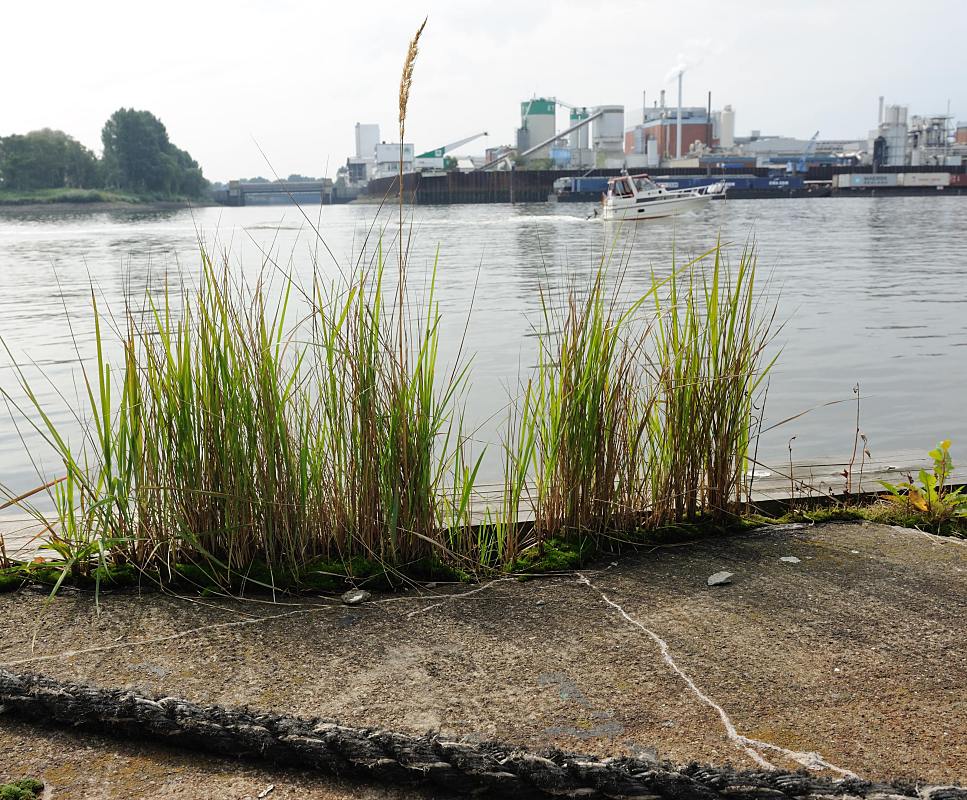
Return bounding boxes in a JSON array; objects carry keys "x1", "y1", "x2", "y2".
[
  {"x1": 406, "y1": 576, "x2": 518, "y2": 618},
  {"x1": 577, "y1": 572, "x2": 859, "y2": 778},
  {"x1": 0, "y1": 606, "x2": 320, "y2": 668},
  {"x1": 891, "y1": 525, "x2": 967, "y2": 547}
]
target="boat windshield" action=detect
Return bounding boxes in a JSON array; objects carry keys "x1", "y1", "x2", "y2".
[
  {"x1": 611, "y1": 178, "x2": 633, "y2": 197},
  {"x1": 633, "y1": 176, "x2": 659, "y2": 192}
]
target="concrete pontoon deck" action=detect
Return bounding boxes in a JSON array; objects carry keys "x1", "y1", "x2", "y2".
[{"x1": 0, "y1": 521, "x2": 964, "y2": 798}]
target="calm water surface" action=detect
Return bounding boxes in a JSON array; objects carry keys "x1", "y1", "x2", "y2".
[{"x1": 1, "y1": 197, "x2": 966, "y2": 495}]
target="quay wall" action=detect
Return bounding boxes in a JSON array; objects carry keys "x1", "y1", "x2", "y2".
[{"x1": 361, "y1": 164, "x2": 967, "y2": 205}]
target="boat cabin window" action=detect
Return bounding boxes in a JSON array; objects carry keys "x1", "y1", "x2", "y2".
[
  {"x1": 633, "y1": 176, "x2": 659, "y2": 192},
  {"x1": 611, "y1": 178, "x2": 633, "y2": 197}
]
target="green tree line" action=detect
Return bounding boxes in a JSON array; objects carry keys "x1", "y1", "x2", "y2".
[{"x1": 0, "y1": 109, "x2": 207, "y2": 198}]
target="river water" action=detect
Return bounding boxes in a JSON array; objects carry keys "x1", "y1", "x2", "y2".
[{"x1": 1, "y1": 197, "x2": 966, "y2": 497}]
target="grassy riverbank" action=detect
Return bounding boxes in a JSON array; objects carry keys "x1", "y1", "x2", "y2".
[{"x1": 0, "y1": 188, "x2": 211, "y2": 210}]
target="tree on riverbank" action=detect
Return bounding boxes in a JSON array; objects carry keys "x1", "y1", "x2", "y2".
[
  {"x1": 100, "y1": 109, "x2": 206, "y2": 197},
  {"x1": 0, "y1": 111, "x2": 207, "y2": 199},
  {"x1": 0, "y1": 129, "x2": 99, "y2": 190}
]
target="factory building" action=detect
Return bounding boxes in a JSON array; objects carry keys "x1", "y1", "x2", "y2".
[
  {"x1": 624, "y1": 106, "x2": 714, "y2": 162},
  {"x1": 871, "y1": 104, "x2": 909, "y2": 166},
  {"x1": 512, "y1": 98, "x2": 623, "y2": 168},
  {"x1": 867, "y1": 98, "x2": 961, "y2": 167},
  {"x1": 345, "y1": 122, "x2": 381, "y2": 185},
  {"x1": 373, "y1": 143, "x2": 414, "y2": 179}
]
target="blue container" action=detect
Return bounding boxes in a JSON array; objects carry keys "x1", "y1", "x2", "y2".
[
  {"x1": 572, "y1": 177, "x2": 609, "y2": 194},
  {"x1": 750, "y1": 176, "x2": 805, "y2": 190}
]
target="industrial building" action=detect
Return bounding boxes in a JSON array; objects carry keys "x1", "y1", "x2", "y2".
[
  {"x1": 373, "y1": 143, "x2": 415, "y2": 179},
  {"x1": 624, "y1": 105, "x2": 714, "y2": 165},
  {"x1": 507, "y1": 98, "x2": 625, "y2": 169},
  {"x1": 344, "y1": 123, "x2": 381, "y2": 186},
  {"x1": 335, "y1": 89, "x2": 964, "y2": 201},
  {"x1": 867, "y1": 97, "x2": 962, "y2": 168}
]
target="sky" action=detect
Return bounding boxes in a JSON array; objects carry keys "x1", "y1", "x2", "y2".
[{"x1": 4, "y1": 0, "x2": 965, "y2": 182}]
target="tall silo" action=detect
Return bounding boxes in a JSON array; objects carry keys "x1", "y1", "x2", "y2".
[
  {"x1": 719, "y1": 105, "x2": 735, "y2": 149},
  {"x1": 592, "y1": 105, "x2": 625, "y2": 167},
  {"x1": 568, "y1": 107, "x2": 590, "y2": 149},
  {"x1": 882, "y1": 104, "x2": 908, "y2": 166},
  {"x1": 520, "y1": 98, "x2": 556, "y2": 160}
]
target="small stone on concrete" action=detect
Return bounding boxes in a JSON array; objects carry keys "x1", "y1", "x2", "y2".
[
  {"x1": 779, "y1": 556, "x2": 801, "y2": 563},
  {"x1": 707, "y1": 571, "x2": 734, "y2": 587},
  {"x1": 341, "y1": 589, "x2": 371, "y2": 606}
]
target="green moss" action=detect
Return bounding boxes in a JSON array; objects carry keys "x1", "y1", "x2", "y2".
[
  {"x1": 749, "y1": 503, "x2": 967, "y2": 538},
  {"x1": 173, "y1": 563, "x2": 219, "y2": 589},
  {"x1": 746, "y1": 507, "x2": 865, "y2": 528},
  {"x1": 92, "y1": 563, "x2": 140, "y2": 588},
  {"x1": 510, "y1": 536, "x2": 596, "y2": 574},
  {"x1": 0, "y1": 778, "x2": 44, "y2": 800},
  {"x1": 0, "y1": 568, "x2": 26, "y2": 593}
]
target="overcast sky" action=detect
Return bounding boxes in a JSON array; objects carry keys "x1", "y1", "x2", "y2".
[{"x1": 4, "y1": 0, "x2": 965, "y2": 181}]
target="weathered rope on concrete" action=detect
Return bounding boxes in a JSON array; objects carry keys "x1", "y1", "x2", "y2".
[{"x1": 0, "y1": 669, "x2": 962, "y2": 799}]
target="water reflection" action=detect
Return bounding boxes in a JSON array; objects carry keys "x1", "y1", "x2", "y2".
[{"x1": 1, "y1": 197, "x2": 965, "y2": 493}]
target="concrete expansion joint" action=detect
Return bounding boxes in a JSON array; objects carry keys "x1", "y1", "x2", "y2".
[{"x1": 575, "y1": 571, "x2": 860, "y2": 779}]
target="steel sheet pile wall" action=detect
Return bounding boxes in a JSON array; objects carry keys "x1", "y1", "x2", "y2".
[
  {"x1": 364, "y1": 170, "x2": 612, "y2": 204},
  {"x1": 364, "y1": 167, "x2": 778, "y2": 205}
]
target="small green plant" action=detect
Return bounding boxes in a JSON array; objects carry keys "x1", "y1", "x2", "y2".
[
  {"x1": 879, "y1": 440, "x2": 967, "y2": 525},
  {"x1": 0, "y1": 778, "x2": 43, "y2": 800}
]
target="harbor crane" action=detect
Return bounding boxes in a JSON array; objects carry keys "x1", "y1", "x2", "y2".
[
  {"x1": 415, "y1": 132, "x2": 488, "y2": 161},
  {"x1": 791, "y1": 131, "x2": 820, "y2": 173}
]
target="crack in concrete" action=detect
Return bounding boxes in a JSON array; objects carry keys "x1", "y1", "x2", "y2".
[
  {"x1": 577, "y1": 572, "x2": 859, "y2": 778},
  {"x1": 405, "y1": 576, "x2": 518, "y2": 618},
  {"x1": 2, "y1": 577, "x2": 519, "y2": 668},
  {"x1": 0, "y1": 606, "x2": 320, "y2": 669}
]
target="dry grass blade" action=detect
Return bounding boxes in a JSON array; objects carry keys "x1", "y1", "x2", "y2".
[{"x1": 398, "y1": 17, "x2": 427, "y2": 136}]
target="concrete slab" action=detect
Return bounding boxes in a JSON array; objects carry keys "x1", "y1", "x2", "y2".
[{"x1": 0, "y1": 521, "x2": 964, "y2": 797}]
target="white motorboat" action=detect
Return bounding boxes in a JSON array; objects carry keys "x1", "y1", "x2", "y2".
[{"x1": 601, "y1": 173, "x2": 727, "y2": 221}]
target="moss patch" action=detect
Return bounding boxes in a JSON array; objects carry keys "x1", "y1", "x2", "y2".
[
  {"x1": 510, "y1": 536, "x2": 596, "y2": 574},
  {"x1": 0, "y1": 568, "x2": 26, "y2": 593},
  {"x1": 751, "y1": 503, "x2": 967, "y2": 538},
  {"x1": 0, "y1": 778, "x2": 43, "y2": 800}
]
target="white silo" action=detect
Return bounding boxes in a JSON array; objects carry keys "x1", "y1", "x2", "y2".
[
  {"x1": 719, "y1": 105, "x2": 735, "y2": 149},
  {"x1": 592, "y1": 105, "x2": 625, "y2": 166},
  {"x1": 354, "y1": 123, "x2": 380, "y2": 159},
  {"x1": 520, "y1": 98, "x2": 556, "y2": 160},
  {"x1": 882, "y1": 104, "x2": 908, "y2": 166},
  {"x1": 568, "y1": 107, "x2": 590, "y2": 149}
]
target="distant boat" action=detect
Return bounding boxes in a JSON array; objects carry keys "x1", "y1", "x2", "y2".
[{"x1": 601, "y1": 173, "x2": 727, "y2": 221}]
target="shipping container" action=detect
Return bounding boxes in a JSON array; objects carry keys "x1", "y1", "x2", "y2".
[
  {"x1": 751, "y1": 177, "x2": 805, "y2": 190},
  {"x1": 843, "y1": 173, "x2": 899, "y2": 188},
  {"x1": 949, "y1": 173, "x2": 967, "y2": 186},
  {"x1": 572, "y1": 177, "x2": 609, "y2": 194},
  {"x1": 654, "y1": 177, "x2": 727, "y2": 189},
  {"x1": 898, "y1": 172, "x2": 950, "y2": 187}
]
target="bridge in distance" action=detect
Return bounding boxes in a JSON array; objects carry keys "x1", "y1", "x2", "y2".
[{"x1": 225, "y1": 179, "x2": 335, "y2": 206}]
